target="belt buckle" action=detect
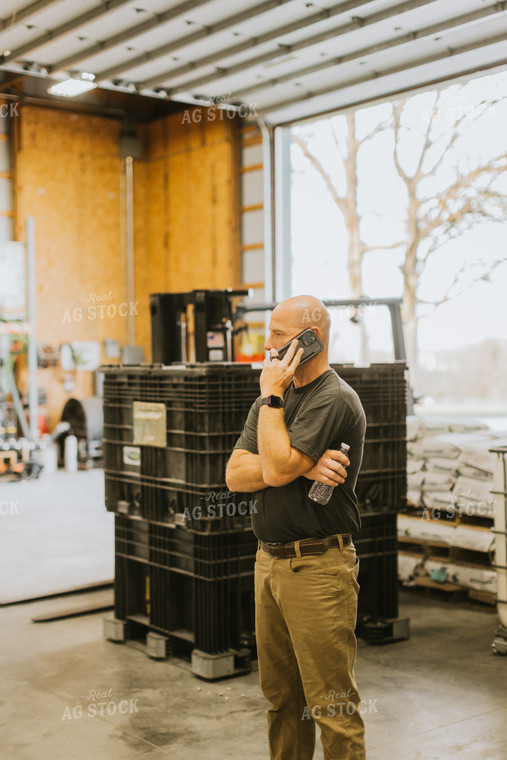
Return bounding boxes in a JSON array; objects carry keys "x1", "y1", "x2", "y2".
[{"x1": 266, "y1": 541, "x2": 283, "y2": 548}]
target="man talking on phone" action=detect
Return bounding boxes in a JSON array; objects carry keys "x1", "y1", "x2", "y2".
[{"x1": 226, "y1": 295, "x2": 366, "y2": 760}]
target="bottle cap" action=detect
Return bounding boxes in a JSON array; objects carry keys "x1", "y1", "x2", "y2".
[{"x1": 340, "y1": 442, "x2": 350, "y2": 452}]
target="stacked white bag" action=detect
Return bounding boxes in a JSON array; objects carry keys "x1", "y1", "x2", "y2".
[
  {"x1": 406, "y1": 416, "x2": 507, "y2": 515},
  {"x1": 401, "y1": 416, "x2": 507, "y2": 595}
]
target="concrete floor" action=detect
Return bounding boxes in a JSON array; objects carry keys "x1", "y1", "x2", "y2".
[
  {"x1": 0, "y1": 469, "x2": 113, "y2": 604},
  {"x1": 1, "y1": 470, "x2": 506, "y2": 758},
  {"x1": 1, "y1": 588, "x2": 506, "y2": 760}
]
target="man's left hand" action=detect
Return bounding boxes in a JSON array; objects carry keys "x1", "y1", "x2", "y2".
[{"x1": 260, "y1": 339, "x2": 304, "y2": 397}]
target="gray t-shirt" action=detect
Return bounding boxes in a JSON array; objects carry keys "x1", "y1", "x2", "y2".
[{"x1": 233, "y1": 368, "x2": 366, "y2": 542}]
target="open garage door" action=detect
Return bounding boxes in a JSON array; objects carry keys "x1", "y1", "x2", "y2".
[{"x1": 0, "y1": 0, "x2": 506, "y2": 124}]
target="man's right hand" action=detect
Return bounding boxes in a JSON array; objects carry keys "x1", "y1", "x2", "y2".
[{"x1": 303, "y1": 448, "x2": 349, "y2": 485}]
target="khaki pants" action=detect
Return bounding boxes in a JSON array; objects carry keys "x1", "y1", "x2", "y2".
[{"x1": 254, "y1": 541, "x2": 366, "y2": 760}]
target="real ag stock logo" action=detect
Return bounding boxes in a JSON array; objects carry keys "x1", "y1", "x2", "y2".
[
  {"x1": 62, "y1": 291, "x2": 139, "y2": 323},
  {"x1": 0, "y1": 500, "x2": 19, "y2": 516},
  {"x1": 183, "y1": 491, "x2": 259, "y2": 522},
  {"x1": 61, "y1": 688, "x2": 139, "y2": 720}
]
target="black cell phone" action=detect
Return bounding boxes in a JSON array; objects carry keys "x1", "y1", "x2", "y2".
[{"x1": 276, "y1": 328, "x2": 324, "y2": 366}]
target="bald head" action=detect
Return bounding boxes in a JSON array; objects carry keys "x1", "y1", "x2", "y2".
[{"x1": 271, "y1": 295, "x2": 331, "y2": 347}]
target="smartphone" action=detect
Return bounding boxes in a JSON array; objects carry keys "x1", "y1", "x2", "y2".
[{"x1": 275, "y1": 328, "x2": 324, "y2": 366}]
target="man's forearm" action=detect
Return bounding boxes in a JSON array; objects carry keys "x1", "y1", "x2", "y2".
[
  {"x1": 226, "y1": 453, "x2": 268, "y2": 493},
  {"x1": 258, "y1": 406, "x2": 295, "y2": 482}
]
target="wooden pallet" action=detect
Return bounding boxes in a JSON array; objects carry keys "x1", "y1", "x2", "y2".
[
  {"x1": 401, "y1": 508, "x2": 494, "y2": 529},
  {"x1": 398, "y1": 537, "x2": 450, "y2": 560},
  {"x1": 402, "y1": 576, "x2": 497, "y2": 610},
  {"x1": 468, "y1": 589, "x2": 497, "y2": 608},
  {"x1": 398, "y1": 537, "x2": 493, "y2": 569},
  {"x1": 412, "y1": 575, "x2": 468, "y2": 601}
]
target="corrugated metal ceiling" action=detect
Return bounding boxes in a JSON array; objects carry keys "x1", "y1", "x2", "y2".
[{"x1": 1, "y1": 0, "x2": 506, "y2": 124}]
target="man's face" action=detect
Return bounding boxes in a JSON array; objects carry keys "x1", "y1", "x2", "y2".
[{"x1": 264, "y1": 311, "x2": 301, "y2": 353}]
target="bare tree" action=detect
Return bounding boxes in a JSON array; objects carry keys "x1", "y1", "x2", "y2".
[
  {"x1": 292, "y1": 84, "x2": 507, "y2": 388},
  {"x1": 392, "y1": 91, "x2": 507, "y2": 387},
  {"x1": 292, "y1": 112, "x2": 395, "y2": 362}
]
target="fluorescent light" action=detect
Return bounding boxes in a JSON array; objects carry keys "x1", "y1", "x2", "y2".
[{"x1": 48, "y1": 75, "x2": 97, "y2": 97}]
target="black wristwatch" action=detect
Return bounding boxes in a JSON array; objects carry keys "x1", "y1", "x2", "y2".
[{"x1": 261, "y1": 395, "x2": 284, "y2": 409}]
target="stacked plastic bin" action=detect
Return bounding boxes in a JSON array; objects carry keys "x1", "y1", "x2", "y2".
[
  {"x1": 103, "y1": 361, "x2": 409, "y2": 673},
  {"x1": 102, "y1": 363, "x2": 261, "y2": 679},
  {"x1": 334, "y1": 362, "x2": 409, "y2": 641}
]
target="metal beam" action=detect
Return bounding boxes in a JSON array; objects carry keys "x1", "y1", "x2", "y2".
[
  {"x1": 95, "y1": 0, "x2": 296, "y2": 83},
  {"x1": 146, "y1": 0, "x2": 445, "y2": 95},
  {"x1": 261, "y1": 28, "x2": 507, "y2": 118},
  {"x1": 255, "y1": 117, "x2": 276, "y2": 303},
  {"x1": 51, "y1": 0, "x2": 214, "y2": 73},
  {"x1": 172, "y1": 1, "x2": 507, "y2": 96},
  {"x1": 235, "y1": 297, "x2": 404, "y2": 314},
  {"x1": 139, "y1": 0, "x2": 378, "y2": 91},
  {"x1": 274, "y1": 126, "x2": 292, "y2": 303},
  {"x1": 266, "y1": 57, "x2": 507, "y2": 128},
  {"x1": 166, "y1": 0, "x2": 436, "y2": 94},
  {"x1": 26, "y1": 216, "x2": 39, "y2": 442},
  {"x1": 231, "y1": 4, "x2": 507, "y2": 100},
  {"x1": 124, "y1": 156, "x2": 135, "y2": 347},
  {"x1": 2, "y1": 0, "x2": 134, "y2": 64},
  {"x1": 0, "y1": 0, "x2": 63, "y2": 33}
]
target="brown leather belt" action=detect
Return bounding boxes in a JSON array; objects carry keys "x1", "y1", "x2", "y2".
[{"x1": 259, "y1": 534, "x2": 352, "y2": 559}]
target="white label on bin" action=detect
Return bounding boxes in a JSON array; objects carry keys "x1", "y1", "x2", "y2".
[
  {"x1": 123, "y1": 446, "x2": 141, "y2": 466},
  {"x1": 132, "y1": 401, "x2": 167, "y2": 447}
]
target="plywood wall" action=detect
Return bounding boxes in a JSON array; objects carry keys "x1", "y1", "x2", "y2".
[
  {"x1": 14, "y1": 106, "x2": 125, "y2": 424},
  {"x1": 13, "y1": 104, "x2": 241, "y2": 425},
  {"x1": 134, "y1": 110, "x2": 240, "y2": 354}
]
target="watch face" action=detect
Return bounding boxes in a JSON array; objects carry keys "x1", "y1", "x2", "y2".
[{"x1": 261, "y1": 395, "x2": 283, "y2": 408}]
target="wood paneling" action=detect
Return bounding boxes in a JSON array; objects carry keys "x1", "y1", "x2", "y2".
[
  {"x1": 14, "y1": 105, "x2": 125, "y2": 425},
  {"x1": 134, "y1": 110, "x2": 241, "y2": 359},
  {"x1": 13, "y1": 104, "x2": 241, "y2": 423}
]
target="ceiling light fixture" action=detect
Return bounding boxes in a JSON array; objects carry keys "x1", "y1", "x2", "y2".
[{"x1": 48, "y1": 72, "x2": 96, "y2": 97}]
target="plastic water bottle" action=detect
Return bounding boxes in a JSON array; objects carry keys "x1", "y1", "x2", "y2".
[{"x1": 308, "y1": 442, "x2": 350, "y2": 505}]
